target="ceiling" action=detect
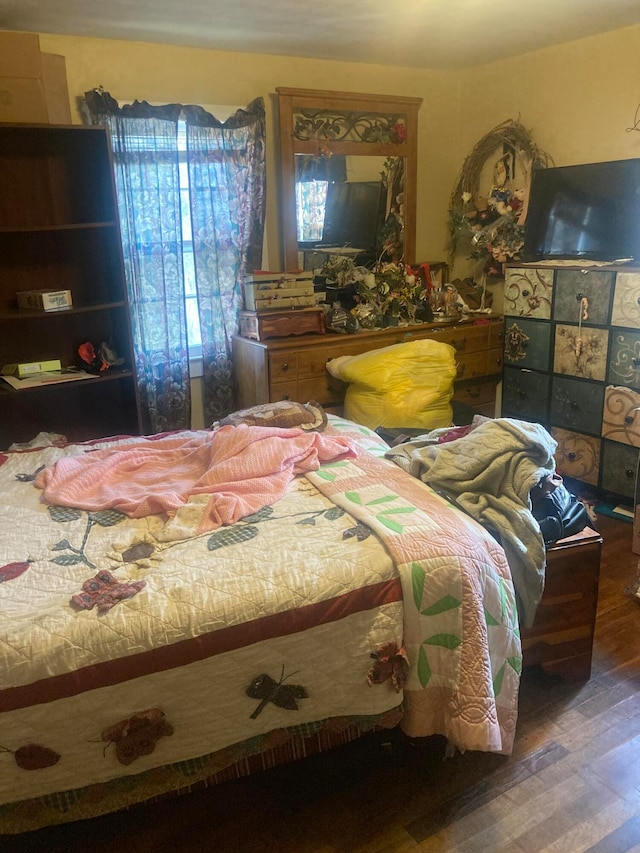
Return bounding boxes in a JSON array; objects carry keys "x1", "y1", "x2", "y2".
[{"x1": 0, "y1": 0, "x2": 639, "y2": 70}]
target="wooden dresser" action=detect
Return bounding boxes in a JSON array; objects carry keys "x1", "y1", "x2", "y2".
[{"x1": 232, "y1": 315, "x2": 504, "y2": 417}]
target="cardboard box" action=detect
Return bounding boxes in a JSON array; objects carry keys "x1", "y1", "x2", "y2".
[
  {"x1": 16, "y1": 289, "x2": 72, "y2": 311},
  {"x1": 0, "y1": 31, "x2": 43, "y2": 78},
  {"x1": 41, "y1": 53, "x2": 72, "y2": 124},
  {"x1": 0, "y1": 32, "x2": 71, "y2": 124},
  {"x1": 0, "y1": 76, "x2": 48, "y2": 123}
]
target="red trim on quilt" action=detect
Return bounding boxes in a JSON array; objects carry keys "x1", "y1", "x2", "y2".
[{"x1": 2, "y1": 577, "x2": 402, "y2": 713}]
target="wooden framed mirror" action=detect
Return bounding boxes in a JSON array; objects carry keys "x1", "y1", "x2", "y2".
[{"x1": 276, "y1": 87, "x2": 422, "y2": 271}]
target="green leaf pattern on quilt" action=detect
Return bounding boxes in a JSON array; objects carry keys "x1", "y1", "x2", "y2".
[
  {"x1": 313, "y1": 449, "x2": 522, "y2": 701},
  {"x1": 417, "y1": 646, "x2": 432, "y2": 686},
  {"x1": 416, "y1": 569, "x2": 520, "y2": 694}
]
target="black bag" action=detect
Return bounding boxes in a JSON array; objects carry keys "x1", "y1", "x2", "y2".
[{"x1": 530, "y1": 472, "x2": 591, "y2": 547}]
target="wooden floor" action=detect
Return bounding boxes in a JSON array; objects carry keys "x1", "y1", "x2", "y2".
[{"x1": 5, "y1": 514, "x2": 640, "y2": 853}]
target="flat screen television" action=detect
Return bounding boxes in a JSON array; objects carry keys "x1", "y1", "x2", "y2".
[
  {"x1": 320, "y1": 180, "x2": 385, "y2": 251},
  {"x1": 522, "y1": 158, "x2": 640, "y2": 263}
]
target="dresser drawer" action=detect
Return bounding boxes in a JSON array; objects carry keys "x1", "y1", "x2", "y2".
[
  {"x1": 489, "y1": 320, "x2": 504, "y2": 349},
  {"x1": 612, "y1": 271, "x2": 640, "y2": 329},
  {"x1": 504, "y1": 267, "x2": 554, "y2": 318},
  {"x1": 269, "y1": 380, "x2": 300, "y2": 403},
  {"x1": 454, "y1": 377, "x2": 498, "y2": 417},
  {"x1": 298, "y1": 374, "x2": 345, "y2": 405},
  {"x1": 502, "y1": 366, "x2": 550, "y2": 421},
  {"x1": 456, "y1": 347, "x2": 503, "y2": 382},
  {"x1": 504, "y1": 317, "x2": 551, "y2": 372},
  {"x1": 429, "y1": 322, "x2": 490, "y2": 355},
  {"x1": 553, "y1": 324, "x2": 609, "y2": 381},
  {"x1": 550, "y1": 376, "x2": 604, "y2": 435},
  {"x1": 553, "y1": 269, "x2": 614, "y2": 326},
  {"x1": 600, "y1": 439, "x2": 639, "y2": 499},
  {"x1": 454, "y1": 377, "x2": 498, "y2": 407},
  {"x1": 551, "y1": 427, "x2": 600, "y2": 486},
  {"x1": 298, "y1": 340, "x2": 368, "y2": 377},
  {"x1": 602, "y1": 385, "x2": 640, "y2": 447},
  {"x1": 607, "y1": 328, "x2": 640, "y2": 388},
  {"x1": 268, "y1": 351, "x2": 299, "y2": 382}
]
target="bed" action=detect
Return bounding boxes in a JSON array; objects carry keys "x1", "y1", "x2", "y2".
[{"x1": 0, "y1": 416, "x2": 522, "y2": 834}]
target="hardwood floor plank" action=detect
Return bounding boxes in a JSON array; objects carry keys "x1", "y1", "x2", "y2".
[{"x1": 583, "y1": 812, "x2": 640, "y2": 853}]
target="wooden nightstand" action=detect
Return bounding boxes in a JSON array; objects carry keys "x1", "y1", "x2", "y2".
[{"x1": 521, "y1": 526, "x2": 603, "y2": 682}]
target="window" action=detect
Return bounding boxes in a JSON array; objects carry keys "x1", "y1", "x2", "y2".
[{"x1": 123, "y1": 102, "x2": 240, "y2": 358}]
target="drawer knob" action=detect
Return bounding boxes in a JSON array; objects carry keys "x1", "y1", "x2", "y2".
[
  {"x1": 452, "y1": 337, "x2": 467, "y2": 352},
  {"x1": 625, "y1": 415, "x2": 635, "y2": 424},
  {"x1": 282, "y1": 394, "x2": 290, "y2": 401},
  {"x1": 495, "y1": 357, "x2": 502, "y2": 366},
  {"x1": 457, "y1": 363, "x2": 466, "y2": 378},
  {"x1": 522, "y1": 289, "x2": 529, "y2": 297},
  {"x1": 627, "y1": 469, "x2": 635, "y2": 479},
  {"x1": 633, "y1": 357, "x2": 640, "y2": 368},
  {"x1": 281, "y1": 362, "x2": 289, "y2": 372},
  {"x1": 570, "y1": 401, "x2": 578, "y2": 410}
]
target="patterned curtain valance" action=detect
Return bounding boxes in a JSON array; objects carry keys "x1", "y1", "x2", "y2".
[{"x1": 83, "y1": 88, "x2": 265, "y2": 131}]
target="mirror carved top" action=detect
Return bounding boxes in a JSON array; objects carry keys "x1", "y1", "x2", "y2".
[{"x1": 291, "y1": 107, "x2": 408, "y2": 146}]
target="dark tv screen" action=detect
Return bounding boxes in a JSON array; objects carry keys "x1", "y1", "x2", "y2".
[
  {"x1": 522, "y1": 159, "x2": 640, "y2": 263},
  {"x1": 321, "y1": 181, "x2": 384, "y2": 251}
]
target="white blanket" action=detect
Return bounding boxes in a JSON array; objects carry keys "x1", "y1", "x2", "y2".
[{"x1": 386, "y1": 418, "x2": 557, "y2": 627}]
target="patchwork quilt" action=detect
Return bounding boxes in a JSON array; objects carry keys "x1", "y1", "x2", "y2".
[{"x1": 0, "y1": 419, "x2": 521, "y2": 832}]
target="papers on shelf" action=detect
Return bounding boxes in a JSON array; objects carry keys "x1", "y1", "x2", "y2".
[{"x1": 0, "y1": 370, "x2": 94, "y2": 390}]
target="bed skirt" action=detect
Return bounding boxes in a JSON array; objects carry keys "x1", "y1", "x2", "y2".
[{"x1": 0, "y1": 707, "x2": 403, "y2": 834}]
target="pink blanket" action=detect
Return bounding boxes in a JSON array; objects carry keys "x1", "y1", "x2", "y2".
[{"x1": 35, "y1": 426, "x2": 356, "y2": 533}]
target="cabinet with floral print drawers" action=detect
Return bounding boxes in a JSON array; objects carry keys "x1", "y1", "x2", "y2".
[{"x1": 502, "y1": 264, "x2": 640, "y2": 499}]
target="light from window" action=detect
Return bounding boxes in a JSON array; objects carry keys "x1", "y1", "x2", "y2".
[
  {"x1": 296, "y1": 180, "x2": 328, "y2": 243},
  {"x1": 177, "y1": 124, "x2": 201, "y2": 351}
]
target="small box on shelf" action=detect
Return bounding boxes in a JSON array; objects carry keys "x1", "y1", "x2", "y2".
[
  {"x1": 16, "y1": 289, "x2": 72, "y2": 312},
  {"x1": 1, "y1": 359, "x2": 62, "y2": 378}
]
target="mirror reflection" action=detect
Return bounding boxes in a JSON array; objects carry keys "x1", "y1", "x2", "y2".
[{"x1": 295, "y1": 154, "x2": 405, "y2": 269}]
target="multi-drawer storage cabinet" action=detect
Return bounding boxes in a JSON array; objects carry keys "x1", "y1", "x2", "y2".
[
  {"x1": 232, "y1": 315, "x2": 504, "y2": 417},
  {"x1": 0, "y1": 123, "x2": 141, "y2": 449},
  {"x1": 502, "y1": 263, "x2": 640, "y2": 500}
]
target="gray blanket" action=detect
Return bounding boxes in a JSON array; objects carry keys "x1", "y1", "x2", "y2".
[{"x1": 385, "y1": 418, "x2": 557, "y2": 627}]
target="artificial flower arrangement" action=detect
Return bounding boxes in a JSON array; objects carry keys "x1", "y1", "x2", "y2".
[{"x1": 320, "y1": 254, "x2": 432, "y2": 331}]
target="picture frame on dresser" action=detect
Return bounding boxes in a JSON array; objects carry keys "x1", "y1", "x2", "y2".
[{"x1": 502, "y1": 263, "x2": 640, "y2": 503}]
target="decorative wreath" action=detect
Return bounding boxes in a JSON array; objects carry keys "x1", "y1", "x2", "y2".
[{"x1": 448, "y1": 119, "x2": 553, "y2": 270}]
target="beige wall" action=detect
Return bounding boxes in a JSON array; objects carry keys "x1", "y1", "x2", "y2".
[
  {"x1": 456, "y1": 25, "x2": 640, "y2": 172},
  {"x1": 443, "y1": 23, "x2": 640, "y2": 280},
  {"x1": 29, "y1": 24, "x2": 640, "y2": 272},
  {"x1": 37, "y1": 33, "x2": 461, "y2": 269},
  {"x1": 27, "y1": 26, "x2": 640, "y2": 425}
]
